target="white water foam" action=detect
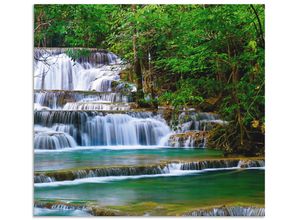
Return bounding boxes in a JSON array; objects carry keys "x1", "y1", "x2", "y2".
[
  {"x1": 34, "y1": 207, "x2": 91, "y2": 216},
  {"x1": 34, "y1": 167, "x2": 264, "y2": 188},
  {"x1": 34, "y1": 145, "x2": 172, "y2": 153}
]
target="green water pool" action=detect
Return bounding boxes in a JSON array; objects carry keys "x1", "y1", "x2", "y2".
[
  {"x1": 35, "y1": 169, "x2": 264, "y2": 211},
  {"x1": 34, "y1": 147, "x2": 223, "y2": 171}
]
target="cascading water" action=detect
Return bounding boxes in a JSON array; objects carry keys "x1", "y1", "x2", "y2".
[
  {"x1": 176, "y1": 112, "x2": 227, "y2": 132},
  {"x1": 34, "y1": 49, "x2": 170, "y2": 149},
  {"x1": 33, "y1": 47, "x2": 263, "y2": 216},
  {"x1": 34, "y1": 90, "x2": 132, "y2": 110},
  {"x1": 34, "y1": 49, "x2": 120, "y2": 91},
  {"x1": 34, "y1": 159, "x2": 265, "y2": 183},
  {"x1": 34, "y1": 112, "x2": 170, "y2": 147},
  {"x1": 34, "y1": 126, "x2": 77, "y2": 150},
  {"x1": 63, "y1": 102, "x2": 131, "y2": 111},
  {"x1": 85, "y1": 114, "x2": 170, "y2": 146},
  {"x1": 183, "y1": 206, "x2": 265, "y2": 216},
  {"x1": 165, "y1": 112, "x2": 228, "y2": 148},
  {"x1": 33, "y1": 49, "x2": 225, "y2": 149}
]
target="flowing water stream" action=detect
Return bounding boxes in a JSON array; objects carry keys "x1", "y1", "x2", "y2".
[{"x1": 33, "y1": 48, "x2": 264, "y2": 216}]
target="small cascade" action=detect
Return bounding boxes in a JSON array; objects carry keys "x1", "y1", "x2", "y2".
[
  {"x1": 163, "y1": 163, "x2": 182, "y2": 173},
  {"x1": 34, "y1": 165, "x2": 167, "y2": 182},
  {"x1": 34, "y1": 48, "x2": 117, "y2": 65},
  {"x1": 34, "y1": 111, "x2": 91, "y2": 127},
  {"x1": 34, "y1": 90, "x2": 132, "y2": 110},
  {"x1": 34, "y1": 111, "x2": 170, "y2": 147},
  {"x1": 183, "y1": 206, "x2": 265, "y2": 216},
  {"x1": 51, "y1": 204, "x2": 78, "y2": 210},
  {"x1": 63, "y1": 102, "x2": 131, "y2": 111},
  {"x1": 34, "y1": 159, "x2": 264, "y2": 183},
  {"x1": 72, "y1": 166, "x2": 165, "y2": 179},
  {"x1": 179, "y1": 160, "x2": 240, "y2": 170},
  {"x1": 184, "y1": 136, "x2": 193, "y2": 147},
  {"x1": 176, "y1": 112, "x2": 227, "y2": 132},
  {"x1": 34, "y1": 201, "x2": 89, "y2": 212},
  {"x1": 168, "y1": 131, "x2": 207, "y2": 148},
  {"x1": 34, "y1": 103, "x2": 51, "y2": 111},
  {"x1": 34, "y1": 126, "x2": 77, "y2": 150},
  {"x1": 86, "y1": 114, "x2": 170, "y2": 146},
  {"x1": 34, "y1": 49, "x2": 121, "y2": 91},
  {"x1": 180, "y1": 159, "x2": 265, "y2": 170},
  {"x1": 162, "y1": 111, "x2": 230, "y2": 148},
  {"x1": 238, "y1": 160, "x2": 265, "y2": 168},
  {"x1": 34, "y1": 174, "x2": 56, "y2": 183}
]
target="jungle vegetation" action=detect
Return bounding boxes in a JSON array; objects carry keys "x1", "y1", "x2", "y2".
[{"x1": 34, "y1": 4, "x2": 265, "y2": 156}]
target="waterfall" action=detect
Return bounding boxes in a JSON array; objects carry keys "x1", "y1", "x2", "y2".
[
  {"x1": 34, "y1": 111, "x2": 170, "y2": 148},
  {"x1": 34, "y1": 54, "x2": 120, "y2": 91},
  {"x1": 34, "y1": 126, "x2": 77, "y2": 150},
  {"x1": 34, "y1": 174, "x2": 56, "y2": 183},
  {"x1": 34, "y1": 49, "x2": 121, "y2": 91},
  {"x1": 33, "y1": 48, "x2": 230, "y2": 150},
  {"x1": 84, "y1": 114, "x2": 170, "y2": 146},
  {"x1": 33, "y1": 49, "x2": 172, "y2": 149}
]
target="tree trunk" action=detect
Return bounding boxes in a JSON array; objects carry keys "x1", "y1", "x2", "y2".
[
  {"x1": 131, "y1": 5, "x2": 144, "y2": 101},
  {"x1": 250, "y1": 5, "x2": 264, "y2": 48}
]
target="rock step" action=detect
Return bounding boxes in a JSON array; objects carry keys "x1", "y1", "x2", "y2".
[
  {"x1": 62, "y1": 102, "x2": 133, "y2": 111},
  {"x1": 34, "y1": 89, "x2": 132, "y2": 95},
  {"x1": 34, "y1": 200, "x2": 126, "y2": 216},
  {"x1": 34, "y1": 90, "x2": 134, "y2": 110},
  {"x1": 34, "y1": 159, "x2": 265, "y2": 183},
  {"x1": 34, "y1": 47, "x2": 118, "y2": 66}
]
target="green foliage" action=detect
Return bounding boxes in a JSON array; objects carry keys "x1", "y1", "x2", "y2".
[
  {"x1": 65, "y1": 48, "x2": 91, "y2": 61},
  {"x1": 159, "y1": 79, "x2": 204, "y2": 108},
  {"x1": 34, "y1": 4, "x2": 117, "y2": 47},
  {"x1": 137, "y1": 97, "x2": 158, "y2": 108},
  {"x1": 34, "y1": 4, "x2": 265, "y2": 156},
  {"x1": 106, "y1": 4, "x2": 265, "y2": 155}
]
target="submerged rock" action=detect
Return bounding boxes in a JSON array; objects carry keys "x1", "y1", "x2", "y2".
[
  {"x1": 182, "y1": 206, "x2": 265, "y2": 216},
  {"x1": 34, "y1": 201, "x2": 89, "y2": 212},
  {"x1": 34, "y1": 164, "x2": 167, "y2": 182},
  {"x1": 238, "y1": 159, "x2": 265, "y2": 168},
  {"x1": 91, "y1": 207, "x2": 126, "y2": 216}
]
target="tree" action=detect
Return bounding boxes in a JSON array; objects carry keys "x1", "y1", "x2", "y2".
[
  {"x1": 131, "y1": 5, "x2": 144, "y2": 101},
  {"x1": 34, "y1": 4, "x2": 116, "y2": 48},
  {"x1": 34, "y1": 4, "x2": 265, "y2": 155}
]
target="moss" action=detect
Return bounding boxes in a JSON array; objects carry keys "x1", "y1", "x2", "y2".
[
  {"x1": 34, "y1": 199, "x2": 264, "y2": 216},
  {"x1": 168, "y1": 131, "x2": 209, "y2": 147},
  {"x1": 106, "y1": 201, "x2": 265, "y2": 216},
  {"x1": 35, "y1": 163, "x2": 169, "y2": 181},
  {"x1": 91, "y1": 207, "x2": 126, "y2": 216},
  {"x1": 35, "y1": 157, "x2": 264, "y2": 180}
]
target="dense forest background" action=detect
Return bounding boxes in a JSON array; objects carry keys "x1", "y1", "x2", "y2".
[{"x1": 34, "y1": 4, "x2": 265, "y2": 156}]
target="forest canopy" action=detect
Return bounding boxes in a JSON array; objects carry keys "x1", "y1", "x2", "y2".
[{"x1": 34, "y1": 4, "x2": 265, "y2": 156}]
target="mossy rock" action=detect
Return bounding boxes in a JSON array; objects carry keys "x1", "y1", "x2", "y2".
[
  {"x1": 91, "y1": 207, "x2": 126, "y2": 216},
  {"x1": 168, "y1": 131, "x2": 209, "y2": 148}
]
